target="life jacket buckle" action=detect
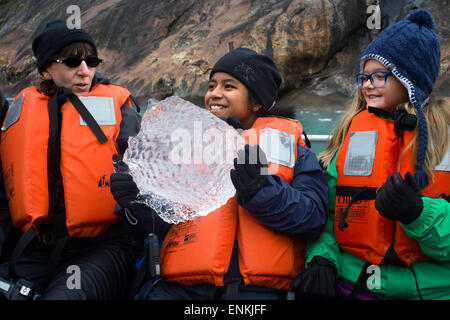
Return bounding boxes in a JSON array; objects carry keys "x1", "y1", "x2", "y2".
[{"x1": 42, "y1": 232, "x2": 54, "y2": 245}]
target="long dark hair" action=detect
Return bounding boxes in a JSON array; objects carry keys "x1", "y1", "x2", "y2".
[{"x1": 39, "y1": 41, "x2": 98, "y2": 97}]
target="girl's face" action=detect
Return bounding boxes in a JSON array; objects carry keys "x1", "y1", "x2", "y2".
[
  {"x1": 205, "y1": 72, "x2": 261, "y2": 129},
  {"x1": 362, "y1": 59, "x2": 408, "y2": 112},
  {"x1": 42, "y1": 54, "x2": 97, "y2": 96}
]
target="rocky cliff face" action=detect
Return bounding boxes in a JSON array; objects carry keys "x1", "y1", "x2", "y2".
[{"x1": 0, "y1": 0, "x2": 448, "y2": 109}]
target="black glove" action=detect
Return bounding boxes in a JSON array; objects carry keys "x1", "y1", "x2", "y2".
[
  {"x1": 230, "y1": 144, "x2": 268, "y2": 201},
  {"x1": 219, "y1": 116, "x2": 242, "y2": 130},
  {"x1": 290, "y1": 256, "x2": 337, "y2": 299},
  {"x1": 375, "y1": 172, "x2": 423, "y2": 224},
  {"x1": 110, "y1": 154, "x2": 139, "y2": 209}
]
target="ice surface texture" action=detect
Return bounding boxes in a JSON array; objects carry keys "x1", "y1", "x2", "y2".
[{"x1": 123, "y1": 96, "x2": 245, "y2": 224}]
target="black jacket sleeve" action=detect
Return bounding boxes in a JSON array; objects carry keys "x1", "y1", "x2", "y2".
[
  {"x1": 0, "y1": 173, "x2": 16, "y2": 262},
  {"x1": 237, "y1": 145, "x2": 329, "y2": 240},
  {"x1": 0, "y1": 90, "x2": 14, "y2": 261}
]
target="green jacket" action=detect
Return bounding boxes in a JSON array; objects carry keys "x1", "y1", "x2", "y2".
[{"x1": 306, "y1": 155, "x2": 450, "y2": 300}]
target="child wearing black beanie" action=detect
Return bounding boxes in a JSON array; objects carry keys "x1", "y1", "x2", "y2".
[
  {"x1": 210, "y1": 48, "x2": 282, "y2": 114},
  {"x1": 32, "y1": 20, "x2": 98, "y2": 74},
  {"x1": 109, "y1": 48, "x2": 329, "y2": 300}
]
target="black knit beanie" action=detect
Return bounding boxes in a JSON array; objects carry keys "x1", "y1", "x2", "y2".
[
  {"x1": 32, "y1": 20, "x2": 97, "y2": 73},
  {"x1": 210, "y1": 48, "x2": 282, "y2": 113}
]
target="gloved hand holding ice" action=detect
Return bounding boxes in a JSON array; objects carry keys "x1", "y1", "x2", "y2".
[{"x1": 123, "y1": 96, "x2": 245, "y2": 224}]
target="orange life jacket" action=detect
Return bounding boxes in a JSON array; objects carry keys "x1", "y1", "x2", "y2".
[
  {"x1": 1, "y1": 84, "x2": 131, "y2": 238},
  {"x1": 160, "y1": 116, "x2": 306, "y2": 290},
  {"x1": 334, "y1": 109, "x2": 448, "y2": 266}
]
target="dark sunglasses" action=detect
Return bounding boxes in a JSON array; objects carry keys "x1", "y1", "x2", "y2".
[{"x1": 52, "y1": 56, "x2": 103, "y2": 68}]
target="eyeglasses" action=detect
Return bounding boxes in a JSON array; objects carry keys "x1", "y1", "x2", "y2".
[
  {"x1": 52, "y1": 56, "x2": 103, "y2": 68},
  {"x1": 356, "y1": 71, "x2": 393, "y2": 89}
]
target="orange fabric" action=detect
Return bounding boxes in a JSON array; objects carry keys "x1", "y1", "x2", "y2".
[
  {"x1": 160, "y1": 117, "x2": 306, "y2": 290},
  {"x1": 160, "y1": 197, "x2": 238, "y2": 287},
  {"x1": 394, "y1": 129, "x2": 449, "y2": 265},
  {"x1": 334, "y1": 109, "x2": 441, "y2": 266},
  {"x1": 1, "y1": 84, "x2": 130, "y2": 238}
]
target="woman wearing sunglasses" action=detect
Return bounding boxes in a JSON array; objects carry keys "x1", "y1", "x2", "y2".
[{"x1": 0, "y1": 20, "x2": 142, "y2": 300}]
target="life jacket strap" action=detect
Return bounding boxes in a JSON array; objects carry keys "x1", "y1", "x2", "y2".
[
  {"x1": 435, "y1": 192, "x2": 450, "y2": 202},
  {"x1": 302, "y1": 130, "x2": 311, "y2": 149},
  {"x1": 345, "y1": 262, "x2": 372, "y2": 300},
  {"x1": 8, "y1": 228, "x2": 37, "y2": 280},
  {"x1": 336, "y1": 186, "x2": 377, "y2": 231},
  {"x1": 367, "y1": 106, "x2": 417, "y2": 136},
  {"x1": 8, "y1": 227, "x2": 69, "y2": 293},
  {"x1": 41, "y1": 235, "x2": 69, "y2": 291},
  {"x1": 224, "y1": 278, "x2": 241, "y2": 300},
  {"x1": 68, "y1": 95, "x2": 108, "y2": 144},
  {"x1": 409, "y1": 264, "x2": 423, "y2": 300},
  {"x1": 222, "y1": 237, "x2": 243, "y2": 300}
]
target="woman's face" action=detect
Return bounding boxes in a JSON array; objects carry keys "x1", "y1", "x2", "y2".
[
  {"x1": 361, "y1": 59, "x2": 409, "y2": 112},
  {"x1": 42, "y1": 54, "x2": 97, "y2": 96},
  {"x1": 204, "y1": 72, "x2": 261, "y2": 129}
]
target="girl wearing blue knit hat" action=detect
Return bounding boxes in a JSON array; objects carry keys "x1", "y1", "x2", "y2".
[{"x1": 291, "y1": 9, "x2": 450, "y2": 300}]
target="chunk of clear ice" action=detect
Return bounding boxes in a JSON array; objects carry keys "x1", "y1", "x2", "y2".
[{"x1": 123, "y1": 96, "x2": 245, "y2": 224}]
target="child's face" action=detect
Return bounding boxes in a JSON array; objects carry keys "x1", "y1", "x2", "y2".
[
  {"x1": 42, "y1": 55, "x2": 96, "y2": 96},
  {"x1": 362, "y1": 59, "x2": 408, "y2": 112},
  {"x1": 205, "y1": 72, "x2": 260, "y2": 129}
]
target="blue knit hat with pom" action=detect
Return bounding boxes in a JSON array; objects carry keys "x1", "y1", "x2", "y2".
[{"x1": 360, "y1": 9, "x2": 441, "y2": 189}]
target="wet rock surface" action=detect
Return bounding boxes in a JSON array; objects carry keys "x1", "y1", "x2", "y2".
[{"x1": 0, "y1": 0, "x2": 448, "y2": 109}]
